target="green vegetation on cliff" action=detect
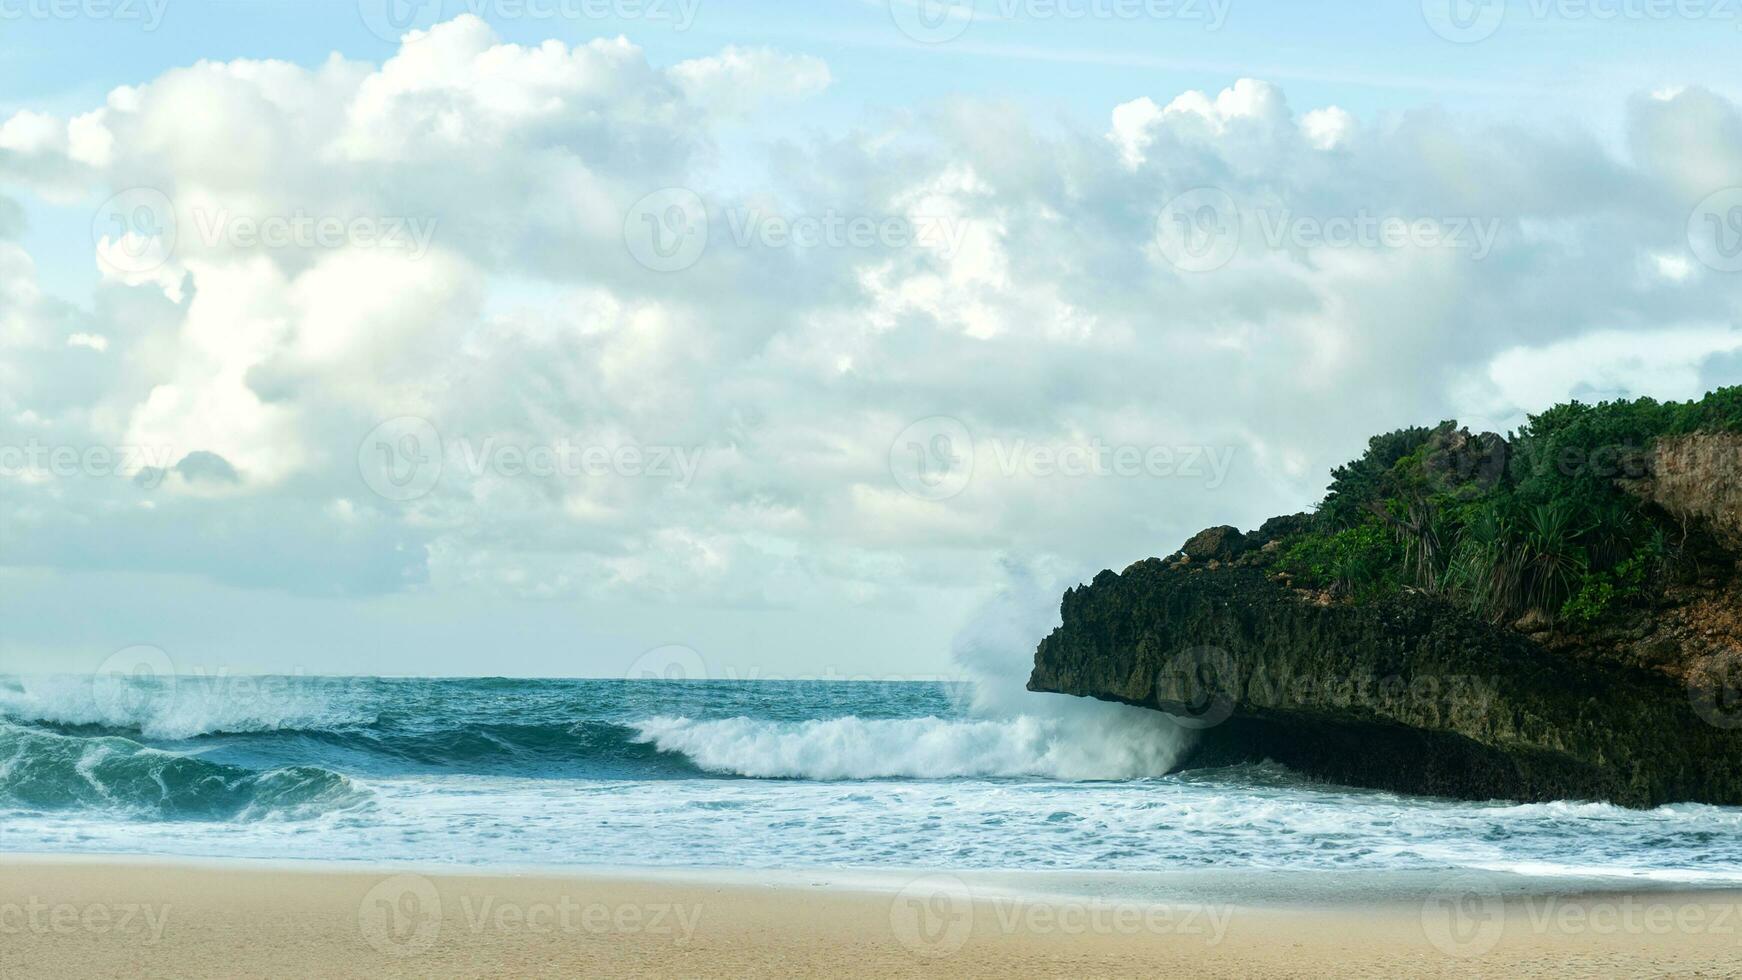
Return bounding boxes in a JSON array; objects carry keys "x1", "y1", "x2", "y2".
[{"x1": 1278, "y1": 387, "x2": 1742, "y2": 626}]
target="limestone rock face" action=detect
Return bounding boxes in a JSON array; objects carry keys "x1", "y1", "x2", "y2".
[
  {"x1": 1622, "y1": 432, "x2": 1742, "y2": 549},
  {"x1": 1027, "y1": 537, "x2": 1742, "y2": 808},
  {"x1": 1180, "y1": 526, "x2": 1248, "y2": 562}
]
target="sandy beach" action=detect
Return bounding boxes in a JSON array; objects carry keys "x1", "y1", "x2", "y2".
[{"x1": 1, "y1": 858, "x2": 1739, "y2": 979}]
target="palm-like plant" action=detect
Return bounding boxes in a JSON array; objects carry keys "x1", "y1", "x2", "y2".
[{"x1": 1520, "y1": 500, "x2": 1589, "y2": 615}]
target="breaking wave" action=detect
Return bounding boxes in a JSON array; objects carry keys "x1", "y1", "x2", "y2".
[
  {"x1": 0, "y1": 721, "x2": 368, "y2": 821},
  {"x1": 630, "y1": 713, "x2": 1189, "y2": 780}
]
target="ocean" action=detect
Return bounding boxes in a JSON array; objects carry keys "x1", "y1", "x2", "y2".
[{"x1": 3, "y1": 673, "x2": 1742, "y2": 891}]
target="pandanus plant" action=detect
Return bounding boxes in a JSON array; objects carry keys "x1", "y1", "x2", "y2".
[{"x1": 1520, "y1": 500, "x2": 1590, "y2": 616}]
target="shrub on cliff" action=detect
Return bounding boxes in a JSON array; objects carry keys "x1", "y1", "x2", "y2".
[{"x1": 1278, "y1": 387, "x2": 1739, "y2": 626}]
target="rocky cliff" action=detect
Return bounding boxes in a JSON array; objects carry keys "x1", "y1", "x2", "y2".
[{"x1": 1028, "y1": 396, "x2": 1742, "y2": 807}]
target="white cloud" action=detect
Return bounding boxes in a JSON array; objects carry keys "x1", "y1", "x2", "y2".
[
  {"x1": 1464, "y1": 325, "x2": 1742, "y2": 417},
  {"x1": 2, "y1": 21, "x2": 1741, "y2": 638},
  {"x1": 1301, "y1": 106, "x2": 1355, "y2": 151},
  {"x1": 669, "y1": 47, "x2": 832, "y2": 116}
]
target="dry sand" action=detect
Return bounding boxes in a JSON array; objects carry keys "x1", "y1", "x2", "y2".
[{"x1": 2, "y1": 858, "x2": 1740, "y2": 978}]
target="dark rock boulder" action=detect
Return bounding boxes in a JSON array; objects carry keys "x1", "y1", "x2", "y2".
[
  {"x1": 1179, "y1": 525, "x2": 1248, "y2": 562},
  {"x1": 1027, "y1": 545, "x2": 1742, "y2": 807}
]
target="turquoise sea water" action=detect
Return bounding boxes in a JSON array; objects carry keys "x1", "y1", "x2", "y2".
[{"x1": 2, "y1": 675, "x2": 1741, "y2": 887}]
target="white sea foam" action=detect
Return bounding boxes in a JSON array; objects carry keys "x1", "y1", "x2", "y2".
[
  {"x1": 631, "y1": 564, "x2": 1194, "y2": 781},
  {"x1": 0, "y1": 674, "x2": 371, "y2": 741},
  {"x1": 631, "y1": 712, "x2": 1187, "y2": 780}
]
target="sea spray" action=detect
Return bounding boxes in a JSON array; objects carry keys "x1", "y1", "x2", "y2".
[
  {"x1": 948, "y1": 561, "x2": 1195, "y2": 777},
  {"x1": 628, "y1": 563, "x2": 1193, "y2": 780},
  {"x1": 0, "y1": 671, "x2": 373, "y2": 741},
  {"x1": 631, "y1": 714, "x2": 1175, "y2": 780}
]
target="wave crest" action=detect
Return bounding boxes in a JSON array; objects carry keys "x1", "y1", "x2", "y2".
[
  {"x1": 0, "y1": 721, "x2": 369, "y2": 820},
  {"x1": 0, "y1": 674, "x2": 373, "y2": 740},
  {"x1": 631, "y1": 713, "x2": 1188, "y2": 780}
]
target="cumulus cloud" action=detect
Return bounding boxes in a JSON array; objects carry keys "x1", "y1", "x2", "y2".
[
  {"x1": 668, "y1": 47, "x2": 832, "y2": 116},
  {"x1": 1, "y1": 21, "x2": 1740, "y2": 652}
]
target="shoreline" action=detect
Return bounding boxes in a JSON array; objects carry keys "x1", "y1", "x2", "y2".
[
  {"x1": 4, "y1": 857, "x2": 1742, "y2": 978},
  {"x1": 6, "y1": 850, "x2": 1741, "y2": 905}
]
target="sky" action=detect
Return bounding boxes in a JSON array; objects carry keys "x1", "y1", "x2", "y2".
[{"x1": 1, "y1": 0, "x2": 1740, "y2": 678}]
